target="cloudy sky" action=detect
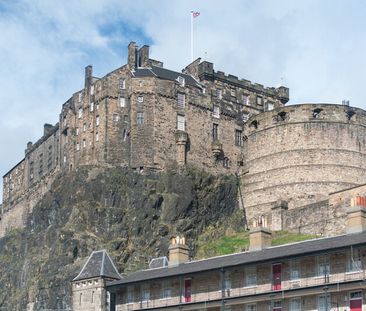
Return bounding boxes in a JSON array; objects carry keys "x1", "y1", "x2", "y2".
[{"x1": 0, "y1": 0, "x2": 365, "y2": 202}]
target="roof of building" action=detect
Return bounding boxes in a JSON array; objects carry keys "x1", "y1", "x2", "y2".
[
  {"x1": 132, "y1": 65, "x2": 202, "y2": 88},
  {"x1": 108, "y1": 231, "x2": 366, "y2": 288},
  {"x1": 73, "y1": 250, "x2": 122, "y2": 282}
]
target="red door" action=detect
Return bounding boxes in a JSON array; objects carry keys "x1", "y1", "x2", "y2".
[
  {"x1": 272, "y1": 264, "x2": 282, "y2": 290},
  {"x1": 184, "y1": 279, "x2": 191, "y2": 302},
  {"x1": 350, "y1": 298, "x2": 362, "y2": 311}
]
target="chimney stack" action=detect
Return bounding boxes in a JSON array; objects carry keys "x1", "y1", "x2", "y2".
[
  {"x1": 138, "y1": 45, "x2": 150, "y2": 67},
  {"x1": 43, "y1": 123, "x2": 54, "y2": 136},
  {"x1": 249, "y1": 215, "x2": 272, "y2": 251},
  {"x1": 346, "y1": 196, "x2": 366, "y2": 234},
  {"x1": 168, "y1": 236, "x2": 189, "y2": 266},
  {"x1": 128, "y1": 42, "x2": 138, "y2": 69},
  {"x1": 84, "y1": 65, "x2": 93, "y2": 89}
]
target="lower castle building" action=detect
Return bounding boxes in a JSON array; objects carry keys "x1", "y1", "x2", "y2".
[{"x1": 72, "y1": 196, "x2": 366, "y2": 311}]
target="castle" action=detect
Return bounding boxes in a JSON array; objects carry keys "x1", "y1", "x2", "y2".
[{"x1": 2, "y1": 42, "x2": 366, "y2": 237}]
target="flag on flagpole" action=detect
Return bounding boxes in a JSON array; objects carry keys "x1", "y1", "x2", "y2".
[{"x1": 192, "y1": 11, "x2": 200, "y2": 18}]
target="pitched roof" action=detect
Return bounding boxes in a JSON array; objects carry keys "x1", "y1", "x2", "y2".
[
  {"x1": 73, "y1": 250, "x2": 122, "y2": 282},
  {"x1": 133, "y1": 66, "x2": 202, "y2": 88},
  {"x1": 108, "y1": 231, "x2": 366, "y2": 288}
]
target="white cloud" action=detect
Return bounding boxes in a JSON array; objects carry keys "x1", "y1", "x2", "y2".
[{"x1": 1, "y1": 0, "x2": 366, "y2": 201}]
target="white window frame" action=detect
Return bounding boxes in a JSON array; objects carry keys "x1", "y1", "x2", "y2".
[
  {"x1": 113, "y1": 114, "x2": 119, "y2": 122},
  {"x1": 213, "y1": 105, "x2": 220, "y2": 118},
  {"x1": 290, "y1": 298, "x2": 301, "y2": 311},
  {"x1": 317, "y1": 255, "x2": 330, "y2": 277},
  {"x1": 256, "y1": 96, "x2": 263, "y2": 106},
  {"x1": 119, "y1": 97, "x2": 126, "y2": 108},
  {"x1": 242, "y1": 94, "x2": 249, "y2": 105},
  {"x1": 119, "y1": 78, "x2": 126, "y2": 90},
  {"x1": 177, "y1": 76, "x2": 185, "y2": 86},
  {"x1": 290, "y1": 261, "x2": 300, "y2": 281},
  {"x1": 90, "y1": 102, "x2": 94, "y2": 112},
  {"x1": 161, "y1": 280, "x2": 171, "y2": 299},
  {"x1": 177, "y1": 115, "x2": 185, "y2": 131},
  {"x1": 266, "y1": 101, "x2": 274, "y2": 111},
  {"x1": 83, "y1": 123, "x2": 86, "y2": 132},
  {"x1": 96, "y1": 116, "x2": 100, "y2": 126},
  {"x1": 90, "y1": 85, "x2": 94, "y2": 95},
  {"x1": 177, "y1": 93, "x2": 185, "y2": 109},
  {"x1": 78, "y1": 108, "x2": 83, "y2": 119},
  {"x1": 138, "y1": 96, "x2": 144, "y2": 103},
  {"x1": 245, "y1": 266, "x2": 257, "y2": 287},
  {"x1": 246, "y1": 304, "x2": 256, "y2": 311},
  {"x1": 82, "y1": 139, "x2": 86, "y2": 148},
  {"x1": 96, "y1": 132, "x2": 99, "y2": 142},
  {"x1": 347, "y1": 249, "x2": 362, "y2": 272},
  {"x1": 76, "y1": 128, "x2": 79, "y2": 136},
  {"x1": 76, "y1": 142, "x2": 80, "y2": 151}
]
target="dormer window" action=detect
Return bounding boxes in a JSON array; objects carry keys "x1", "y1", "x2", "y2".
[{"x1": 177, "y1": 76, "x2": 185, "y2": 86}]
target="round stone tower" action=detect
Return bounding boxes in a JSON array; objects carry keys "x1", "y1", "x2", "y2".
[{"x1": 243, "y1": 104, "x2": 366, "y2": 222}]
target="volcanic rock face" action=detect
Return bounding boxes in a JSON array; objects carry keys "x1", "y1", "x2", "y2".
[{"x1": 0, "y1": 166, "x2": 239, "y2": 310}]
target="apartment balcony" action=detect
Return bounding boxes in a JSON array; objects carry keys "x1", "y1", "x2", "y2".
[{"x1": 118, "y1": 270, "x2": 366, "y2": 310}]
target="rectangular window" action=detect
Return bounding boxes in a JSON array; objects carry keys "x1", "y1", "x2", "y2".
[
  {"x1": 273, "y1": 301, "x2": 282, "y2": 311},
  {"x1": 161, "y1": 280, "x2": 171, "y2": 299},
  {"x1": 317, "y1": 294, "x2": 330, "y2": 311},
  {"x1": 242, "y1": 112, "x2": 250, "y2": 122},
  {"x1": 141, "y1": 284, "x2": 150, "y2": 302},
  {"x1": 177, "y1": 115, "x2": 185, "y2": 131},
  {"x1": 230, "y1": 88, "x2": 235, "y2": 96},
  {"x1": 96, "y1": 103, "x2": 99, "y2": 110},
  {"x1": 290, "y1": 298, "x2": 301, "y2": 311},
  {"x1": 78, "y1": 93, "x2": 82, "y2": 102},
  {"x1": 78, "y1": 108, "x2": 83, "y2": 119},
  {"x1": 90, "y1": 85, "x2": 94, "y2": 95},
  {"x1": 127, "y1": 286, "x2": 134, "y2": 304},
  {"x1": 177, "y1": 93, "x2": 185, "y2": 109},
  {"x1": 137, "y1": 112, "x2": 144, "y2": 125},
  {"x1": 82, "y1": 139, "x2": 86, "y2": 148},
  {"x1": 246, "y1": 304, "x2": 256, "y2": 311},
  {"x1": 235, "y1": 130, "x2": 243, "y2": 146},
  {"x1": 317, "y1": 255, "x2": 330, "y2": 277},
  {"x1": 76, "y1": 142, "x2": 80, "y2": 151},
  {"x1": 245, "y1": 267, "x2": 257, "y2": 287},
  {"x1": 256, "y1": 96, "x2": 263, "y2": 106},
  {"x1": 242, "y1": 94, "x2": 249, "y2": 105},
  {"x1": 138, "y1": 96, "x2": 144, "y2": 103},
  {"x1": 224, "y1": 273, "x2": 231, "y2": 291},
  {"x1": 113, "y1": 114, "x2": 119, "y2": 122},
  {"x1": 348, "y1": 249, "x2": 362, "y2": 272},
  {"x1": 96, "y1": 132, "x2": 99, "y2": 142},
  {"x1": 83, "y1": 123, "x2": 86, "y2": 132},
  {"x1": 290, "y1": 261, "x2": 300, "y2": 280},
  {"x1": 119, "y1": 97, "x2": 126, "y2": 108},
  {"x1": 76, "y1": 128, "x2": 79, "y2": 136},
  {"x1": 96, "y1": 116, "x2": 100, "y2": 126},
  {"x1": 217, "y1": 89, "x2": 222, "y2": 100},
  {"x1": 266, "y1": 101, "x2": 274, "y2": 111},
  {"x1": 90, "y1": 102, "x2": 94, "y2": 112},
  {"x1": 212, "y1": 123, "x2": 219, "y2": 141},
  {"x1": 119, "y1": 78, "x2": 126, "y2": 90},
  {"x1": 213, "y1": 105, "x2": 220, "y2": 118}
]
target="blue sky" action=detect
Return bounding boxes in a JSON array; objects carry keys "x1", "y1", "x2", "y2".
[{"x1": 1, "y1": 0, "x2": 366, "y2": 202}]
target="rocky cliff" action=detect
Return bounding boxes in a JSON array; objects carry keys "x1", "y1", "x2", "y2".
[{"x1": 0, "y1": 166, "x2": 240, "y2": 310}]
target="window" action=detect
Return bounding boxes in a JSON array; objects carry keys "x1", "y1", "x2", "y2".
[
  {"x1": 161, "y1": 280, "x2": 171, "y2": 299},
  {"x1": 317, "y1": 294, "x2": 330, "y2": 311},
  {"x1": 137, "y1": 112, "x2": 144, "y2": 125},
  {"x1": 113, "y1": 114, "x2": 119, "y2": 122},
  {"x1": 96, "y1": 116, "x2": 100, "y2": 126},
  {"x1": 96, "y1": 103, "x2": 99, "y2": 110},
  {"x1": 266, "y1": 101, "x2": 274, "y2": 111},
  {"x1": 273, "y1": 301, "x2": 282, "y2": 311},
  {"x1": 213, "y1": 105, "x2": 220, "y2": 118},
  {"x1": 242, "y1": 94, "x2": 249, "y2": 105},
  {"x1": 76, "y1": 128, "x2": 79, "y2": 136},
  {"x1": 141, "y1": 284, "x2": 150, "y2": 302},
  {"x1": 82, "y1": 139, "x2": 86, "y2": 148},
  {"x1": 138, "y1": 96, "x2": 144, "y2": 103},
  {"x1": 63, "y1": 156, "x2": 66, "y2": 163},
  {"x1": 127, "y1": 286, "x2": 134, "y2": 304},
  {"x1": 212, "y1": 123, "x2": 219, "y2": 141},
  {"x1": 119, "y1": 97, "x2": 126, "y2": 108},
  {"x1": 119, "y1": 78, "x2": 126, "y2": 90},
  {"x1": 90, "y1": 102, "x2": 94, "y2": 112},
  {"x1": 347, "y1": 249, "x2": 362, "y2": 272},
  {"x1": 78, "y1": 93, "x2": 82, "y2": 102},
  {"x1": 177, "y1": 76, "x2": 185, "y2": 86},
  {"x1": 230, "y1": 88, "x2": 235, "y2": 96},
  {"x1": 177, "y1": 115, "x2": 185, "y2": 131},
  {"x1": 242, "y1": 112, "x2": 250, "y2": 122},
  {"x1": 217, "y1": 89, "x2": 222, "y2": 100},
  {"x1": 177, "y1": 93, "x2": 185, "y2": 109},
  {"x1": 224, "y1": 272, "x2": 231, "y2": 291},
  {"x1": 245, "y1": 267, "x2": 257, "y2": 287},
  {"x1": 290, "y1": 298, "x2": 301, "y2": 311},
  {"x1": 317, "y1": 255, "x2": 330, "y2": 277},
  {"x1": 83, "y1": 123, "x2": 86, "y2": 132},
  {"x1": 246, "y1": 304, "x2": 256, "y2": 311},
  {"x1": 78, "y1": 108, "x2": 83, "y2": 119},
  {"x1": 96, "y1": 132, "x2": 99, "y2": 142},
  {"x1": 202, "y1": 87, "x2": 206, "y2": 94},
  {"x1": 290, "y1": 261, "x2": 300, "y2": 280},
  {"x1": 235, "y1": 130, "x2": 243, "y2": 146},
  {"x1": 256, "y1": 96, "x2": 263, "y2": 106},
  {"x1": 90, "y1": 85, "x2": 94, "y2": 95},
  {"x1": 76, "y1": 142, "x2": 80, "y2": 151}
]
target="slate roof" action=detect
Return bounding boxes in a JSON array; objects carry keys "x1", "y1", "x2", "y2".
[
  {"x1": 108, "y1": 231, "x2": 366, "y2": 288},
  {"x1": 132, "y1": 66, "x2": 202, "y2": 88},
  {"x1": 73, "y1": 250, "x2": 122, "y2": 282},
  {"x1": 149, "y1": 256, "x2": 169, "y2": 269}
]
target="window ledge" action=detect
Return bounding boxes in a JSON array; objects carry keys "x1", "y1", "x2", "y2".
[
  {"x1": 244, "y1": 285, "x2": 258, "y2": 289},
  {"x1": 345, "y1": 270, "x2": 363, "y2": 274}
]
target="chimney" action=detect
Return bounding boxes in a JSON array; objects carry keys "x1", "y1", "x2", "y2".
[
  {"x1": 43, "y1": 123, "x2": 54, "y2": 136},
  {"x1": 249, "y1": 215, "x2": 272, "y2": 251},
  {"x1": 128, "y1": 42, "x2": 138, "y2": 69},
  {"x1": 138, "y1": 45, "x2": 150, "y2": 67},
  {"x1": 346, "y1": 196, "x2": 366, "y2": 234},
  {"x1": 85, "y1": 65, "x2": 93, "y2": 89},
  {"x1": 168, "y1": 236, "x2": 189, "y2": 266}
]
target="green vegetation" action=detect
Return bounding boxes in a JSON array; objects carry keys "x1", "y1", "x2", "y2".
[{"x1": 195, "y1": 229, "x2": 317, "y2": 259}]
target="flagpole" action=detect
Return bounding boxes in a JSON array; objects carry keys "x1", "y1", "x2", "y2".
[{"x1": 190, "y1": 11, "x2": 193, "y2": 63}]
